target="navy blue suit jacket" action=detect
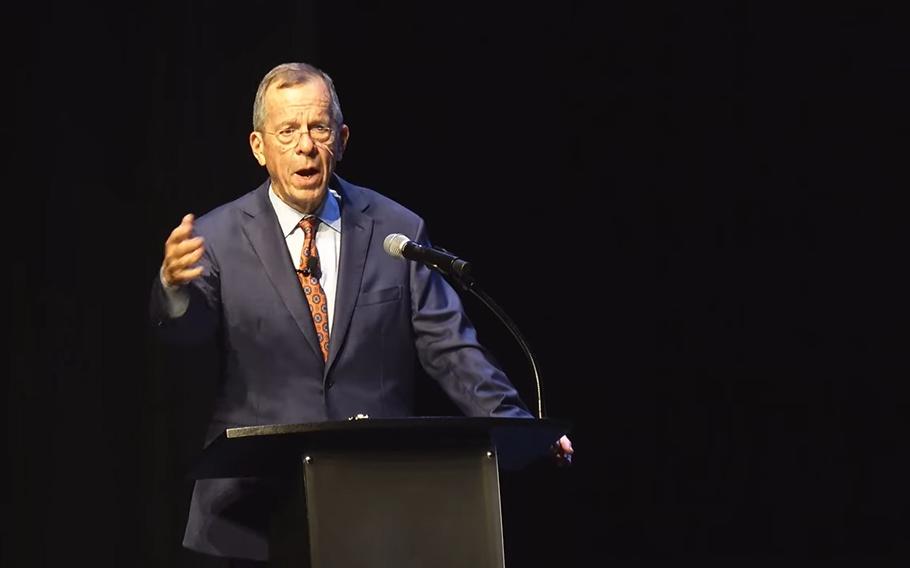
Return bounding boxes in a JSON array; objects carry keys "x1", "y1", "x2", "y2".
[{"x1": 150, "y1": 176, "x2": 531, "y2": 560}]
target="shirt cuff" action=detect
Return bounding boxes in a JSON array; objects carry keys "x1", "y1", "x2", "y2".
[{"x1": 159, "y1": 267, "x2": 190, "y2": 318}]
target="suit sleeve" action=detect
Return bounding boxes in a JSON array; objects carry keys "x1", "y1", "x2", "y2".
[{"x1": 408, "y1": 219, "x2": 533, "y2": 418}]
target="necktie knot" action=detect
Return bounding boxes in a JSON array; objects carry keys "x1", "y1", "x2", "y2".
[{"x1": 299, "y1": 215, "x2": 319, "y2": 235}]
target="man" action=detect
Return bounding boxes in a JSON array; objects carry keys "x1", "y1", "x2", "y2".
[{"x1": 151, "y1": 62, "x2": 572, "y2": 564}]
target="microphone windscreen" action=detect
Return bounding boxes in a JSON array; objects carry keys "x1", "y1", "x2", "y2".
[{"x1": 383, "y1": 233, "x2": 410, "y2": 259}]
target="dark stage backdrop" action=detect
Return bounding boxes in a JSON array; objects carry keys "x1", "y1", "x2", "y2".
[{"x1": 5, "y1": 2, "x2": 907, "y2": 566}]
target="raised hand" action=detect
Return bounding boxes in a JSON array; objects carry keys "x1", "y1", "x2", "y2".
[{"x1": 161, "y1": 214, "x2": 205, "y2": 287}]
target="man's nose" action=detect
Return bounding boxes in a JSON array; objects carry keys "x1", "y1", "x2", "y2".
[{"x1": 295, "y1": 131, "x2": 316, "y2": 154}]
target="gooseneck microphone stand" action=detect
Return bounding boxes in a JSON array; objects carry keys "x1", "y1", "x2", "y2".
[{"x1": 429, "y1": 258, "x2": 546, "y2": 420}]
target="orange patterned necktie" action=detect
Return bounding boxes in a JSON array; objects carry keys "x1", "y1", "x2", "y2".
[{"x1": 297, "y1": 216, "x2": 330, "y2": 361}]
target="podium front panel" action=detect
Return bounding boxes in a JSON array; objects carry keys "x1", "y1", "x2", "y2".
[{"x1": 302, "y1": 445, "x2": 504, "y2": 568}]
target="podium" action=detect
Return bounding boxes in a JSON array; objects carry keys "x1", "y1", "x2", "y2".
[{"x1": 190, "y1": 417, "x2": 568, "y2": 568}]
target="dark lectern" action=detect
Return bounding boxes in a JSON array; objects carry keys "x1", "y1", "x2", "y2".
[{"x1": 190, "y1": 417, "x2": 568, "y2": 568}]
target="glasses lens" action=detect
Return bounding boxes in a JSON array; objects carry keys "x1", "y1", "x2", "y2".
[
  {"x1": 311, "y1": 126, "x2": 333, "y2": 143},
  {"x1": 275, "y1": 126, "x2": 333, "y2": 145}
]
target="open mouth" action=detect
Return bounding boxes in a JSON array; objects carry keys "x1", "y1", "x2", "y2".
[{"x1": 293, "y1": 167, "x2": 321, "y2": 184}]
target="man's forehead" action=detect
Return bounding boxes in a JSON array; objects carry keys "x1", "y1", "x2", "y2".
[
  {"x1": 268, "y1": 80, "x2": 329, "y2": 98},
  {"x1": 267, "y1": 86, "x2": 331, "y2": 109},
  {"x1": 273, "y1": 100, "x2": 332, "y2": 112},
  {"x1": 267, "y1": 98, "x2": 332, "y2": 119}
]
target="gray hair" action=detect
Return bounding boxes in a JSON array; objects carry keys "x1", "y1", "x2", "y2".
[{"x1": 252, "y1": 62, "x2": 344, "y2": 131}]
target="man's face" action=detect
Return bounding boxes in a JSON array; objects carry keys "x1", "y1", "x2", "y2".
[{"x1": 250, "y1": 80, "x2": 350, "y2": 213}]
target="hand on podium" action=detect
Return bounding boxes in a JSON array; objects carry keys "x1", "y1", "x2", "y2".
[{"x1": 551, "y1": 435, "x2": 574, "y2": 466}]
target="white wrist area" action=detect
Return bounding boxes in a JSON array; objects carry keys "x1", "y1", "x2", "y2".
[{"x1": 159, "y1": 266, "x2": 190, "y2": 318}]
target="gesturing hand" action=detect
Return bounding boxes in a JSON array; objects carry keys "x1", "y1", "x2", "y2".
[{"x1": 162, "y1": 214, "x2": 205, "y2": 287}]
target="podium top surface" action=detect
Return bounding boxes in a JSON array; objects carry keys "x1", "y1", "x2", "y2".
[{"x1": 190, "y1": 417, "x2": 569, "y2": 479}]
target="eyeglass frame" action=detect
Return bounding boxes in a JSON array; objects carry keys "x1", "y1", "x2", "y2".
[{"x1": 261, "y1": 122, "x2": 337, "y2": 146}]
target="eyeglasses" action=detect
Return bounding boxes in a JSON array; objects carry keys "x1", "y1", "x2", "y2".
[{"x1": 264, "y1": 124, "x2": 335, "y2": 146}]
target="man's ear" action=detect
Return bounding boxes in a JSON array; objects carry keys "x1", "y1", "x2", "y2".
[
  {"x1": 335, "y1": 124, "x2": 350, "y2": 162},
  {"x1": 250, "y1": 131, "x2": 266, "y2": 166}
]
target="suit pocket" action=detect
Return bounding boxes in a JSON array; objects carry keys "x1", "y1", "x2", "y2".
[{"x1": 357, "y1": 286, "x2": 401, "y2": 307}]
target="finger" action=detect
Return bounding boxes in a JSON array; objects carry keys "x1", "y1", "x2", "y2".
[
  {"x1": 550, "y1": 443, "x2": 573, "y2": 466},
  {"x1": 166, "y1": 214, "x2": 196, "y2": 245},
  {"x1": 168, "y1": 266, "x2": 204, "y2": 285},
  {"x1": 163, "y1": 244, "x2": 204, "y2": 281},
  {"x1": 168, "y1": 236, "x2": 205, "y2": 259},
  {"x1": 164, "y1": 237, "x2": 204, "y2": 268},
  {"x1": 559, "y1": 436, "x2": 574, "y2": 455},
  {"x1": 165, "y1": 252, "x2": 205, "y2": 284},
  {"x1": 168, "y1": 246, "x2": 205, "y2": 272}
]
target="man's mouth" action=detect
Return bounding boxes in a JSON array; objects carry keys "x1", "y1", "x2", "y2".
[{"x1": 293, "y1": 167, "x2": 321, "y2": 183}]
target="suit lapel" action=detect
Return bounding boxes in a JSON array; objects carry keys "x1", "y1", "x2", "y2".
[
  {"x1": 325, "y1": 178, "x2": 373, "y2": 377},
  {"x1": 240, "y1": 182, "x2": 324, "y2": 364}
]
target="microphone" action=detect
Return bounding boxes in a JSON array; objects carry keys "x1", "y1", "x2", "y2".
[
  {"x1": 383, "y1": 231, "x2": 545, "y2": 419},
  {"x1": 296, "y1": 256, "x2": 321, "y2": 279},
  {"x1": 383, "y1": 233, "x2": 471, "y2": 278}
]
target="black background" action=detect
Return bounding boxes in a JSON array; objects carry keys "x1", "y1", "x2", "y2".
[{"x1": 5, "y1": 2, "x2": 908, "y2": 565}]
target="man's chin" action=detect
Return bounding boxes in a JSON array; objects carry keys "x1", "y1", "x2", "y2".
[
  {"x1": 291, "y1": 184, "x2": 323, "y2": 194},
  {"x1": 285, "y1": 185, "x2": 326, "y2": 213}
]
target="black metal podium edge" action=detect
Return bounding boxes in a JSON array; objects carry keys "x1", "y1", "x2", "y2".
[{"x1": 189, "y1": 416, "x2": 570, "y2": 479}]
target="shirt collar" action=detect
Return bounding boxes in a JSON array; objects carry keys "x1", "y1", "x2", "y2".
[{"x1": 268, "y1": 183, "x2": 342, "y2": 237}]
